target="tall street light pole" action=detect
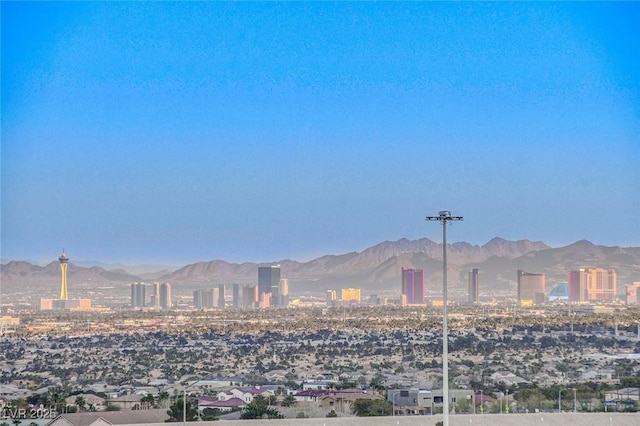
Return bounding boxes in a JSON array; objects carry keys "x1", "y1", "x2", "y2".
[
  {"x1": 558, "y1": 389, "x2": 565, "y2": 414},
  {"x1": 426, "y1": 210, "x2": 463, "y2": 426},
  {"x1": 183, "y1": 374, "x2": 216, "y2": 426},
  {"x1": 392, "y1": 392, "x2": 398, "y2": 416}
]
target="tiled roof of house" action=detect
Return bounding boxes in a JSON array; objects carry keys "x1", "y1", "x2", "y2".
[
  {"x1": 45, "y1": 409, "x2": 168, "y2": 426},
  {"x1": 200, "y1": 397, "x2": 245, "y2": 408},
  {"x1": 294, "y1": 389, "x2": 336, "y2": 397}
]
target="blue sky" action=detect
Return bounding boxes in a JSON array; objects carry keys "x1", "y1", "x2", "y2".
[{"x1": 2, "y1": 2, "x2": 639, "y2": 265}]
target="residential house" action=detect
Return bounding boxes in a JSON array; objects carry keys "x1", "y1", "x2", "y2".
[
  {"x1": 302, "y1": 380, "x2": 335, "y2": 390},
  {"x1": 490, "y1": 371, "x2": 528, "y2": 387},
  {"x1": 107, "y1": 393, "x2": 142, "y2": 410},
  {"x1": 293, "y1": 389, "x2": 335, "y2": 402},
  {"x1": 44, "y1": 409, "x2": 168, "y2": 426},
  {"x1": 318, "y1": 389, "x2": 383, "y2": 410},
  {"x1": 216, "y1": 387, "x2": 273, "y2": 403},
  {"x1": 198, "y1": 396, "x2": 245, "y2": 412}
]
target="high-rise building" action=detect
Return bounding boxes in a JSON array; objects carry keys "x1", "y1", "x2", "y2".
[
  {"x1": 159, "y1": 283, "x2": 172, "y2": 309},
  {"x1": 193, "y1": 290, "x2": 202, "y2": 308},
  {"x1": 341, "y1": 288, "x2": 361, "y2": 303},
  {"x1": 568, "y1": 269, "x2": 587, "y2": 301},
  {"x1": 468, "y1": 269, "x2": 479, "y2": 304},
  {"x1": 131, "y1": 282, "x2": 146, "y2": 308},
  {"x1": 568, "y1": 268, "x2": 617, "y2": 302},
  {"x1": 206, "y1": 288, "x2": 217, "y2": 307},
  {"x1": 279, "y1": 278, "x2": 289, "y2": 307},
  {"x1": 218, "y1": 284, "x2": 225, "y2": 308},
  {"x1": 400, "y1": 293, "x2": 408, "y2": 307},
  {"x1": 232, "y1": 283, "x2": 240, "y2": 308},
  {"x1": 243, "y1": 285, "x2": 258, "y2": 309},
  {"x1": 258, "y1": 265, "x2": 281, "y2": 305},
  {"x1": 626, "y1": 282, "x2": 640, "y2": 305},
  {"x1": 193, "y1": 288, "x2": 219, "y2": 308},
  {"x1": 587, "y1": 268, "x2": 617, "y2": 302},
  {"x1": 150, "y1": 282, "x2": 160, "y2": 308},
  {"x1": 260, "y1": 292, "x2": 271, "y2": 309},
  {"x1": 401, "y1": 267, "x2": 425, "y2": 305},
  {"x1": 326, "y1": 290, "x2": 337, "y2": 307},
  {"x1": 517, "y1": 270, "x2": 546, "y2": 306},
  {"x1": 59, "y1": 251, "x2": 69, "y2": 300}
]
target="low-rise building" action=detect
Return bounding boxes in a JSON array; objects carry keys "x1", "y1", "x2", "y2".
[
  {"x1": 198, "y1": 396, "x2": 245, "y2": 412},
  {"x1": 388, "y1": 388, "x2": 474, "y2": 414},
  {"x1": 216, "y1": 386, "x2": 273, "y2": 403}
]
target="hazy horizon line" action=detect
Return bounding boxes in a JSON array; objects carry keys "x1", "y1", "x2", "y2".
[{"x1": 2, "y1": 236, "x2": 636, "y2": 269}]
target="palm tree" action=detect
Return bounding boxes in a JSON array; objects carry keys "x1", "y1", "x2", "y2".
[
  {"x1": 74, "y1": 396, "x2": 86, "y2": 413},
  {"x1": 158, "y1": 391, "x2": 170, "y2": 409},
  {"x1": 141, "y1": 394, "x2": 155, "y2": 410},
  {"x1": 48, "y1": 388, "x2": 66, "y2": 413}
]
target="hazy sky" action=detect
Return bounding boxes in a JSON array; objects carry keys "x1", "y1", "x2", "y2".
[{"x1": 2, "y1": 2, "x2": 639, "y2": 265}]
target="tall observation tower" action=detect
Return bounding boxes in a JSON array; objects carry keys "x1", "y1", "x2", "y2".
[{"x1": 59, "y1": 251, "x2": 69, "y2": 300}]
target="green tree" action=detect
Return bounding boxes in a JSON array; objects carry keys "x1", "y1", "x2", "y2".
[
  {"x1": 281, "y1": 395, "x2": 296, "y2": 407},
  {"x1": 455, "y1": 397, "x2": 472, "y2": 414},
  {"x1": 239, "y1": 395, "x2": 283, "y2": 420},
  {"x1": 141, "y1": 394, "x2": 155, "y2": 409},
  {"x1": 166, "y1": 399, "x2": 197, "y2": 422},
  {"x1": 47, "y1": 389, "x2": 67, "y2": 414},
  {"x1": 158, "y1": 391, "x2": 170, "y2": 409},
  {"x1": 326, "y1": 409, "x2": 338, "y2": 417},
  {"x1": 200, "y1": 408, "x2": 221, "y2": 421},
  {"x1": 351, "y1": 399, "x2": 392, "y2": 416},
  {"x1": 369, "y1": 374, "x2": 386, "y2": 393},
  {"x1": 74, "y1": 396, "x2": 86, "y2": 413}
]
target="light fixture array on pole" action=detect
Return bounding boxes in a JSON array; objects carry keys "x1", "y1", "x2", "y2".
[{"x1": 426, "y1": 210, "x2": 462, "y2": 426}]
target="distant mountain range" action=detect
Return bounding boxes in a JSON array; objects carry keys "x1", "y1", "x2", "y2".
[{"x1": 2, "y1": 238, "x2": 640, "y2": 296}]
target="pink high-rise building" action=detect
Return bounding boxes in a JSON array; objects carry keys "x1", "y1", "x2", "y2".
[{"x1": 401, "y1": 267, "x2": 425, "y2": 305}]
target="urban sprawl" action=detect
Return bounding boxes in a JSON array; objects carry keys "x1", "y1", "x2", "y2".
[{"x1": 1, "y1": 252, "x2": 640, "y2": 425}]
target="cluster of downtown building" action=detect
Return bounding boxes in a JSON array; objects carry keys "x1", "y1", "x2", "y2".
[
  {"x1": 129, "y1": 265, "x2": 638, "y2": 310},
  {"x1": 515, "y1": 268, "x2": 628, "y2": 306},
  {"x1": 39, "y1": 251, "x2": 640, "y2": 312},
  {"x1": 130, "y1": 282, "x2": 173, "y2": 309},
  {"x1": 400, "y1": 266, "x2": 637, "y2": 308},
  {"x1": 130, "y1": 265, "x2": 290, "y2": 309}
]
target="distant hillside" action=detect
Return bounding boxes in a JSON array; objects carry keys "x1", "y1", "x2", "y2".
[
  {"x1": 2, "y1": 239, "x2": 639, "y2": 297},
  {"x1": 1, "y1": 260, "x2": 141, "y2": 285}
]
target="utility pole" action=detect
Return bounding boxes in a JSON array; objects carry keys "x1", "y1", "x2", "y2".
[{"x1": 426, "y1": 210, "x2": 463, "y2": 426}]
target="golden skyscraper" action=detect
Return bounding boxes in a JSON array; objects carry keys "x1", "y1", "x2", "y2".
[{"x1": 59, "y1": 251, "x2": 69, "y2": 300}]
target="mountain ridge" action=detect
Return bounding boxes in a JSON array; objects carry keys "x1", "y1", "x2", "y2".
[{"x1": 2, "y1": 239, "x2": 639, "y2": 295}]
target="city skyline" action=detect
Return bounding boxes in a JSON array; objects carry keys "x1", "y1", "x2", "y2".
[{"x1": 2, "y1": 2, "x2": 639, "y2": 265}]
